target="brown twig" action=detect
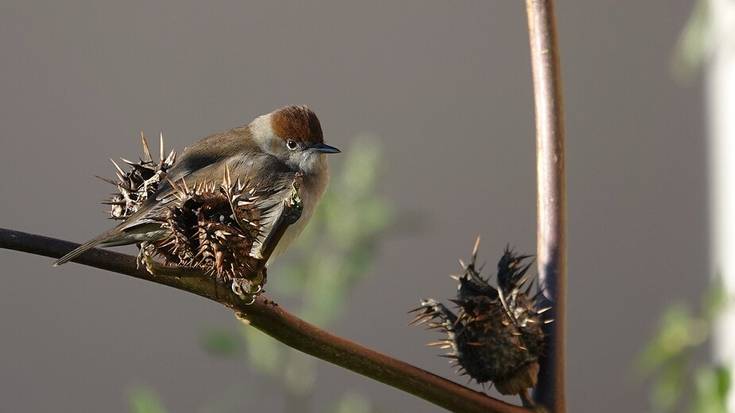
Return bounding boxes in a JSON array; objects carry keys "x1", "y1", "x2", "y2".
[
  {"x1": 525, "y1": 0, "x2": 567, "y2": 412},
  {"x1": 0, "y1": 228, "x2": 530, "y2": 413}
]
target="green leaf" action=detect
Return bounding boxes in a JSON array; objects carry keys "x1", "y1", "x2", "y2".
[
  {"x1": 703, "y1": 276, "x2": 728, "y2": 322},
  {"x1": 200, "y1": 329, "x2": 242, "y2": 357},
  {"x1": 638, "y1": 304, "x2": 706, "y2": 373},
  {"x1": 129, "y1": 387, "x2": 167, "y2": 413},
  {"x1": 332, "y1": 392, "x2": 373, "y2": 413},
  {"x1": 672, "y1": 0, "x2": 711, "y2": 81},
  {"x1": 283, "y1": 350, "x2": 317, "y2": 395},
  {"x1": 242, "y1": 327, "x2": 282, "y2": 376},
  {"x1": 691, "y1": 366, "x2": 731, "y2": 413},
  {"x1": 650, "y1": 356, "x2": 686, "y2": 412}
]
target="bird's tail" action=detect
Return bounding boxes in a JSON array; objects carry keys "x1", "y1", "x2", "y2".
[{"x1": 53, "y1": 228, "x2": 132, "y2": 266}]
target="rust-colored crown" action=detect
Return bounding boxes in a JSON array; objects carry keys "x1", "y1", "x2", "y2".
[{"x1": 270, "y1": 105, "x2": 324, "y2": 145}]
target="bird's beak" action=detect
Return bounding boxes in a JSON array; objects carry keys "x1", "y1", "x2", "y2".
[{"x1": 311, "y1": 143, "x2": 341, "y2": 154}]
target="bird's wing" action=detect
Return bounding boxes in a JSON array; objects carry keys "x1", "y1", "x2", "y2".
[
  {"x1": 121, "y1": 153, "x2": 297, "y2": 234},
  {"x1": 164, "y1": 126, "x2": 256, "y2": 183}
]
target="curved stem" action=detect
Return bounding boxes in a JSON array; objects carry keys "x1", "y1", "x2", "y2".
[
  {"x1": 0, "y1": 228, "x2": 530, "y2": 413},
  {"x1": 525, "y1": 0, "x2": 567, "y2": 411}
]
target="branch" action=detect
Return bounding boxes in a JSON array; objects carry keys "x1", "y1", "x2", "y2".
[
  {"x1": 0, "y1": 228, "x2": 530, "y2": 413},
  {"x1": 525, "y1": 0, "x2": 567, "y2": 412}
]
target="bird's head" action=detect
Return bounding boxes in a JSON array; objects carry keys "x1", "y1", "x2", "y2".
[{"x1": 249, "y1": 105, "x2": 339, "y2": 175}]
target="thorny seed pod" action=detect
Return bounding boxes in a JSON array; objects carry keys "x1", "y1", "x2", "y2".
[
  {"x1": 148, "y1": 171, "x2": 302, "y2": 297},
  {"x1": 410, "y1": 238, "x2": 552, "y2": 396},
  {"x1": 100, "y1": 132, "x2": 177, "y2": 220},
  {"x1": 101, "y1": 132, "x2": 303, "y2": 301}
]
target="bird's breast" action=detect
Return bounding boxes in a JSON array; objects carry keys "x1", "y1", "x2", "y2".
[{"x1": 268, "y1": 163, "x2": 329, "y2": 263}]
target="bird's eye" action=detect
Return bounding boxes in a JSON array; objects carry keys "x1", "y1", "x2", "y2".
[{"x1": 286, "y1": 139, "x2": 298, "y2": 150}]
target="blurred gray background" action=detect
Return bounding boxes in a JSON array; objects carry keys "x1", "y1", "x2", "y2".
[{"x1": 0, "y1": 1, "x2": 703, "y2": 412}]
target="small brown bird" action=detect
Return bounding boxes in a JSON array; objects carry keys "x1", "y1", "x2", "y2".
[{"x1": 54, "y1": 105, "x2": 339, "y2": 267}]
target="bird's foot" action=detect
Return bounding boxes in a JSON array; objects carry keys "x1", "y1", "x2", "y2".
[
  {"x1": 136, "y1": 244, "x2": 152, "y2": 272},
  {"x1": 230, "y1": 269, "x2": 267, "y2": 304}
]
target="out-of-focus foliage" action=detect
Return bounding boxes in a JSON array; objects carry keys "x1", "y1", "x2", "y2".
[
  {"x1": 672, "y1": 0, "x2": 711, "y2": 81},
  {"x1": 129, "y1": 386, "x2": 168, "y2": 413},
  {"x1": 692, "y1": 367, "x2": 730, "y2": 413},
  {"x1": 639, "y1": 280, "x2": 730, "y2": 413},
  {"x1": 200, "y1": 135, "x2": 394, "y2": 413},
  {"x1": 200, "y1": 329, "x2": 241, "y2": 357},
  {"x1": 662, "y1": 2, "x2": 732, "y2": 410},
  {"x1": 331, "y1": 392, "x2": 375, "y2": 413}
]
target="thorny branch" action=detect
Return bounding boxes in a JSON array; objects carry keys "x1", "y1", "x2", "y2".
[{"x1": 0, "y1": 228, "x2": 531, "y2": 413}]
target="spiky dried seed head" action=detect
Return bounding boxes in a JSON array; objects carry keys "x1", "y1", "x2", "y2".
[
  {"x1": 101, "y1": 132, "x2": 176, "y2": 219},
  {"x1": 411, "y1": 240, "x2": 550, "y2": 396},
  {"x1": 147, "y1": 174, "x2": 301, "y2": 299}
]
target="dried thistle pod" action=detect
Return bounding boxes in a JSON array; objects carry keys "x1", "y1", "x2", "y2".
[
  {"x1": 410, "y1": 239, "x2": 552, "y2": 396},
  {"x1": 143, "y1": 171, "x2": 302, "y2": 299},
  {"x1": 100, "y1": 132, "x2": 176, "y2": 220}
]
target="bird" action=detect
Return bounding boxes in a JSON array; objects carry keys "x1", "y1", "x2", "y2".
[{"x1": 54, "y1": 105, "x2": 339, "y2": 268}]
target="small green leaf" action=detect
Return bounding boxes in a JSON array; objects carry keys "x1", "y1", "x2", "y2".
[
  {"x1": 129, "y1": 386, "x2": 167, "y2": 413},
  {"x1": 672, "y1": 0, "x2": 711, "y2": 81},
  {"x1": 692, "y1": 366, "x2": 731, "y2": 413},
  {"x1": 242, "y1": 328, "x2": 282, "y2": 376},
  {"x1": 200, "y1": 329, "x2": 241, "y2": 357},
  {"x1": 332, "y1": 392, "x2": 373, "y2": 413},
  {"x1": 283, "y1": 351, "x2": 317, "y2": 395},
  {"x1": 703, "y1": 276, "x2": 728, "y2": 322},
  {"x1": 638, "y1": 304, "x2": 706, "y2": 373},
  {"x1": 650, "y1": 357, "x2": 686, "y2": 412}
]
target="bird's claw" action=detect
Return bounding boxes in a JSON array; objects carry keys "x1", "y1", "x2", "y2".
[
  {"x1": 140, "y1": 253, "x2": 160, "y2": 276},
  {"x1": 230, "y1": 268, "x2": 266, "y2": 304},
  {"x1": 231, "y1": 280, "x2": 259, "y2": 305}
]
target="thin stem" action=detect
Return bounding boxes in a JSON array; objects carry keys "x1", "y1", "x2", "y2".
[
  {"x1": 0, "y1": 228, "x2": 530, "y2": 413},
  {"x1": 525, "y1": 0, "x2": 567, "y2": 411}
]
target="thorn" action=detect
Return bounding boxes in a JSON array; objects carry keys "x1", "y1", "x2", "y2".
[
  {"x1": 141, "y1": 131, "x2": 153, "y2": 161},
  {"x1": 518, "y1": 261, "x2": 533, "y2": 279},
  {"x1": 223, "y1": 165, "x2": 232, "y2": 188},
  {"x1": 110, "y1": 159, "x2": 125, "y2": 176},
  {"x1": 408, "y1": 305, "x2": 426, "y2": 314},
  {"x1": 472, "y1": 235, "x2": 481, "y2": 258},
  {"x1": 166, "y1": 149, "x2": 176, "y2": 165},
  {"x1": 426, "y1": 340, "x2": 453, "y2": 348},
  {"x1": 166, "y1": 178, "x2": 181, "y2": 194},
  {"x1": 159, "y1": 132, "x2": 165, "y2": 162},
  {"x1": 409, "y1": 314, "x2": 431, "y2": 326},
  {"x1": 95, "y1": 176, "x2": 118, "y2": 186}
]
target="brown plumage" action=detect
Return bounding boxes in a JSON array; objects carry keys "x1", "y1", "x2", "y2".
[{"x1": 270, "y1": 105, "x2": 324, "y2": 146}]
